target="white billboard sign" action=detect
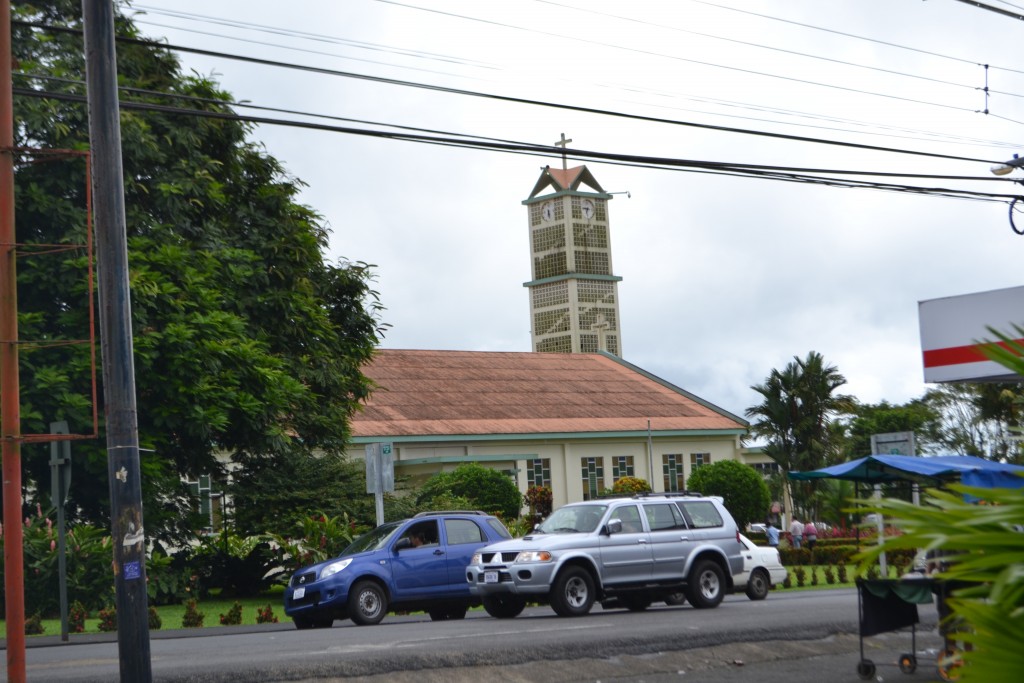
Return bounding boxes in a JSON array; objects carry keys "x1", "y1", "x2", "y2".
[{"x1": 918, "y1": 285, "x2": 1024, "y2": 383}]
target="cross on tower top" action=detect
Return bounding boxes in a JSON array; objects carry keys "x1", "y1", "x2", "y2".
[{"x1": 554, "y1": 133, "x2": 572, "y2": 170}]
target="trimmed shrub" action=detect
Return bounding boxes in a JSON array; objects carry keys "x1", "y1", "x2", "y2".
[
  {"x1": 219, "y1": 601, "x2": 243, "y2": 626},
  {"x1": 181, "y1": 599, "x2": 204, "y2": 628},
  {"x1": 25, "y1": 613, "x2": 45, "y2": 635},
  {"x1": 794, "y1": 566, "x2": 807, "y2": 587},
  {"x1": 148, "y1": 606, "x2": 162, "y2": 630},
  {"x1": 611, "y1": 476, "x2": 652, "y2": 494},
  {"x1": 257, "y1": 604, "x2": 279, "y2": 624},
  {"x1": 416, "y1": 463, "x2": 522, "y2": 519},
  {"x1": 686, "y1": 460, "x2": 770, "y2": 531},
  {"x1": 98, "y1": 606, "x2": 117, "y2": 632},
  {"x1": 68, "y1": 600, "x2": 89, "y2": 633}
]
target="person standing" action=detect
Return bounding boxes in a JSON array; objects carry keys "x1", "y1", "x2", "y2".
[
  {"x1": 789, "y1": 517, "x2": 803, "y2": 549},
  {"x1": 804, "y1": 520, "x2": 818, "y2": 550},
  {"x1": 766, "y1": 522, "x2": 780, "y2": 547}
]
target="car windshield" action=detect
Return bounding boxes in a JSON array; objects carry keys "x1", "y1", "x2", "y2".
[
  {"x1": 537, "y1": 505, "x2": 608, "y2": 534},
  {"x1": 340, "y1": 522, "x2": 402, "y2": 556}
]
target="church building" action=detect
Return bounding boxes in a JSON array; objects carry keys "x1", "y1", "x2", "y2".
[{"x1": 345, "y1": 153, "x2": 754, "y2": 509}]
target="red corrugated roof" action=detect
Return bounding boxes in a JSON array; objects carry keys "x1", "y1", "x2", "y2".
[{"x1": 352, "y1": 350, "x2": 746, "y2": 437}]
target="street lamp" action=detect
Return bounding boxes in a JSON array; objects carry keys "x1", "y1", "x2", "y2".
[
  {"x1": 990, "y1": 154, "x2": 1024, "y2": 176},
  {"x1": 990, "y1": 154, "x2": 1024, "y2": 235}
]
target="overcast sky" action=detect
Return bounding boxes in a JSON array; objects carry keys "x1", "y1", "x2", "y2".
[{"x1": 129, "y1": 0, "x2": 1024, "y2": 418}]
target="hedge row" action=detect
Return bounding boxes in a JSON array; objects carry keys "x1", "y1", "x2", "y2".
[{"x1": 779, "y1": 545, "x2": 917, "y2": 567}]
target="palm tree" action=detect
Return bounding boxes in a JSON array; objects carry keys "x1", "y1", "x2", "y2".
[{"x1": 746, "y1": 351, "x2": 855, "y2": 521}]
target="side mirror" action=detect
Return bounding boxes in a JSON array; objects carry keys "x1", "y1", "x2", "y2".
[
  {"x1": 394, "y1": 537, "x2": 412, "y2": 551},
  {"x1": 606, "y1": 519, "x2": 623, "y2": 535}
]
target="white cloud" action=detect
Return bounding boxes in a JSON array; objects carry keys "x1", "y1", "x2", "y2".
[{"x1": 133, "y1": 0, "x2": 1024, "y2": 417}]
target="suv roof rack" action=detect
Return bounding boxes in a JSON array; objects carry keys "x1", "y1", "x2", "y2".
[
  {"x1": 631, "y1": 491, "x2": 705, "y2": 499},
  {"x1": 413, "y1": 510, "x2": 487, "y2": 518}
]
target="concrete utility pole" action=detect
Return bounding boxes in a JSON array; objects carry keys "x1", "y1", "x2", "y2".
[
  {"x1": 1, "y1": 1, "x2": 27, "y2": 680},
  {"x1": 81, "y1": 1, "x2": 152, "y2": 680}
]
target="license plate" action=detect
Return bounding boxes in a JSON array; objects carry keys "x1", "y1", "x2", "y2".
[
  {"x1": 293, "y1": 587, "x2": 305, "y2": 600},
  {"x1": 484, "y1": 571, "x2": 498, "y2": 584}
]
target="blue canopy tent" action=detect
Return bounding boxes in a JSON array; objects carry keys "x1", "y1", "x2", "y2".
[{"x1": 788, "y1": 454, "x2": 1024, "y2": 488}]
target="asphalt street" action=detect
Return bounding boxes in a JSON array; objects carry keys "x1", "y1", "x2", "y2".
[{"x1": 8, "y1": 593, "x2": 950, "y2": 683}]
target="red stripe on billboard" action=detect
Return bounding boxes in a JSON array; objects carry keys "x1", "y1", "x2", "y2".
[{"x1": 923, "y1": 339, "x2": 1024, "y2": 368}]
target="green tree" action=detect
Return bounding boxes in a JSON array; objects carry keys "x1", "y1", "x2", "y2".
[
  {"x1": 685, "y1": 460, "x2": 770, "y2": 531},
  {"x1": 920, "y1": 383, "x2": 1021, "y2": 461},
  {"x1": 10, "y1": 0, "x2": 386, "y2": 544},
  {"x1": 416, "y1": 463, "x2": 522, "y2": 520},
  {"x1": 841, "y1": 399, "x2": 939, "y2": 458},
  {"x1": 745, "y1": 351, "x2": 855, "y2": 521},
  {"x1": 229, "y1": 452, "x2": 373, "y2": 538}
]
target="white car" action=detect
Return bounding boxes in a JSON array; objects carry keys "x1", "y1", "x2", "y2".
[{"x1": 735, "y1": 533, "x2": 787, "y2": 600}]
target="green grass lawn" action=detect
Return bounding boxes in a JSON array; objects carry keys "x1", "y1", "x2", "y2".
[
  {"x1": 0, "y1": 594, "x2": 287, "y2": 639},
  {"x1": 1, "y1": 565, "x2": 898, "y2": 638}
]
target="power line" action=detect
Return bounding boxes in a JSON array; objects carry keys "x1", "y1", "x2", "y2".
[
  {"x1": 688, "y1": 0, "x2": 1024, "y2": 76},
  {"x1": 130, "y1": 4, "x2": 495, "y2": 69},
  {"x1": 13, "y1": 20, "x2": 1007, "y2": 169},
  {"x1": 13, "y1": 85, "x2": 1020, "y2": 206},
  {"x1": 951, "y1": 0, "x2": 1024, "y2": 21},
  {"x1": 532, "y1": 0, "x2": 1013, "y2": 98},
  {"x1": 125, "y1": 5, "x2": 1024, "y2": 150},
  {"x1": 375, "y1": 0, "x2": 986, "y2": 115}
]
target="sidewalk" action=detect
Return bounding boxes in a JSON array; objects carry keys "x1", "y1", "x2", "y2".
[{"x1": 292, "y1": 630, "x2": 951, "y2": 683}]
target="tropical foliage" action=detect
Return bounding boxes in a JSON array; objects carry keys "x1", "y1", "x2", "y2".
[
  {"x1": 609, "y1": 476, "x2": 652, "y2": 494},
  {"x1": 9, "y1": 0, "x2": 386, "y2": 544},
  {"x1": 853, "y1": 484, "x2": 1024, "y2": 682},
  {"x1": 745, "y1": 351, "x2": 855, "y2": 521}
]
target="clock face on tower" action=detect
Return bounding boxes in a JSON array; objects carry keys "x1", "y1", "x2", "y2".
[
  {"x1": 581, "y1": 199, "x2": 595, "y2": 220},
  {"x1": 541, "y1": 201, "x2": 555, "y2": 222}
]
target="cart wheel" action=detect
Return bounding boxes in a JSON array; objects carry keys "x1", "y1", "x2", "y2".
[
  {"x1": 899, "y1": 653, "x2": 917, "y2": 674},
  {"x1": 937, "y1": 648, "x2": 962, "y2": 681},
  {"x1": 857, "y1": 659, "x2": 876, "y2": 680}
]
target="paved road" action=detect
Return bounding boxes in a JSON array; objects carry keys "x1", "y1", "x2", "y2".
[{"x1": 6, "y1": 588, "x2": 949, "y2": 682}]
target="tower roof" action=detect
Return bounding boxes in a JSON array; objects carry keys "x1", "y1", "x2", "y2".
[{"x1": 527, "y1": 165, "x2": 607, "y2": 199}]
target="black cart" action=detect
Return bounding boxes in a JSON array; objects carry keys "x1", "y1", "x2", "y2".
[{"x1": 855, "y1": 577, "x2": 935, "y2": 680}]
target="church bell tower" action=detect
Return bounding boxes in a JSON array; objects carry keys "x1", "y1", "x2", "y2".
[{"x1": 523, "y1": 151, "x2": 623, "y2": 355}]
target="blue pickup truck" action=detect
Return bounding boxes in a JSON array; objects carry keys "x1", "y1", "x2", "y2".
[{"x1": 284, "y1": 510, "x2": 511, "y2": 627}]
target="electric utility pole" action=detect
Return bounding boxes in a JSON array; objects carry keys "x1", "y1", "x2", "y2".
[{"x1": 81, "y1": 1, "x2": 152, "y2": 680}]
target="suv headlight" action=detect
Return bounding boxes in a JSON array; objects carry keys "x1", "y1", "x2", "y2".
[
  {"x1": 515, "y1": 551, "x2": 552, "y2": 563},
  {"x1": 320, "y1": 558, "x2": 352, "y2": 579},
  {"x1": 471, "y1": 552, "x2": 483, "y2": 565}
]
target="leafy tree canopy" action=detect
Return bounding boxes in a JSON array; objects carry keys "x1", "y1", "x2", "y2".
[
  {"x1": 841, "y1": 398, "x2": 939, "y2": 458},
  {"x1": 10, "y1": 0, "x2": 386, "y2": 544},
  {"x1": 919, "y1": 382, "x2": 1024, "y2": 464},
  {"x1": 685, "y1": 460, "x2": 770, "y2": 531},
  {"x1": 416, "y1": 463, "x2": 522, "y2": 520}
]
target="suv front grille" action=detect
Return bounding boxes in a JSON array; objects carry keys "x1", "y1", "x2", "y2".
[
  {"x1": 483, "y1": 551, "x2": 519, "y2": 565},
  {"x1": 292, "y1": 571, "x2": 317, "y2": 587}
]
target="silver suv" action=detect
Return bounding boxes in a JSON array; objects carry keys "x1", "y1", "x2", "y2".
[{"x1": 466, "y1": 493, "x2": 743, "y2": 618}]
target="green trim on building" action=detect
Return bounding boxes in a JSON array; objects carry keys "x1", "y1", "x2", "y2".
[
  {"x1": 397, "y1": 454, "x2": 538, "y2": 466},
  {"x1": 351, "y1": 429, "x2": 745, "y2": 445},
  {"x1": 523, "y1": 273, "x2": 623, "y2": 288},
  {"x1": 522, "y1": 189, "x2": 611, "y2": 204}
]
